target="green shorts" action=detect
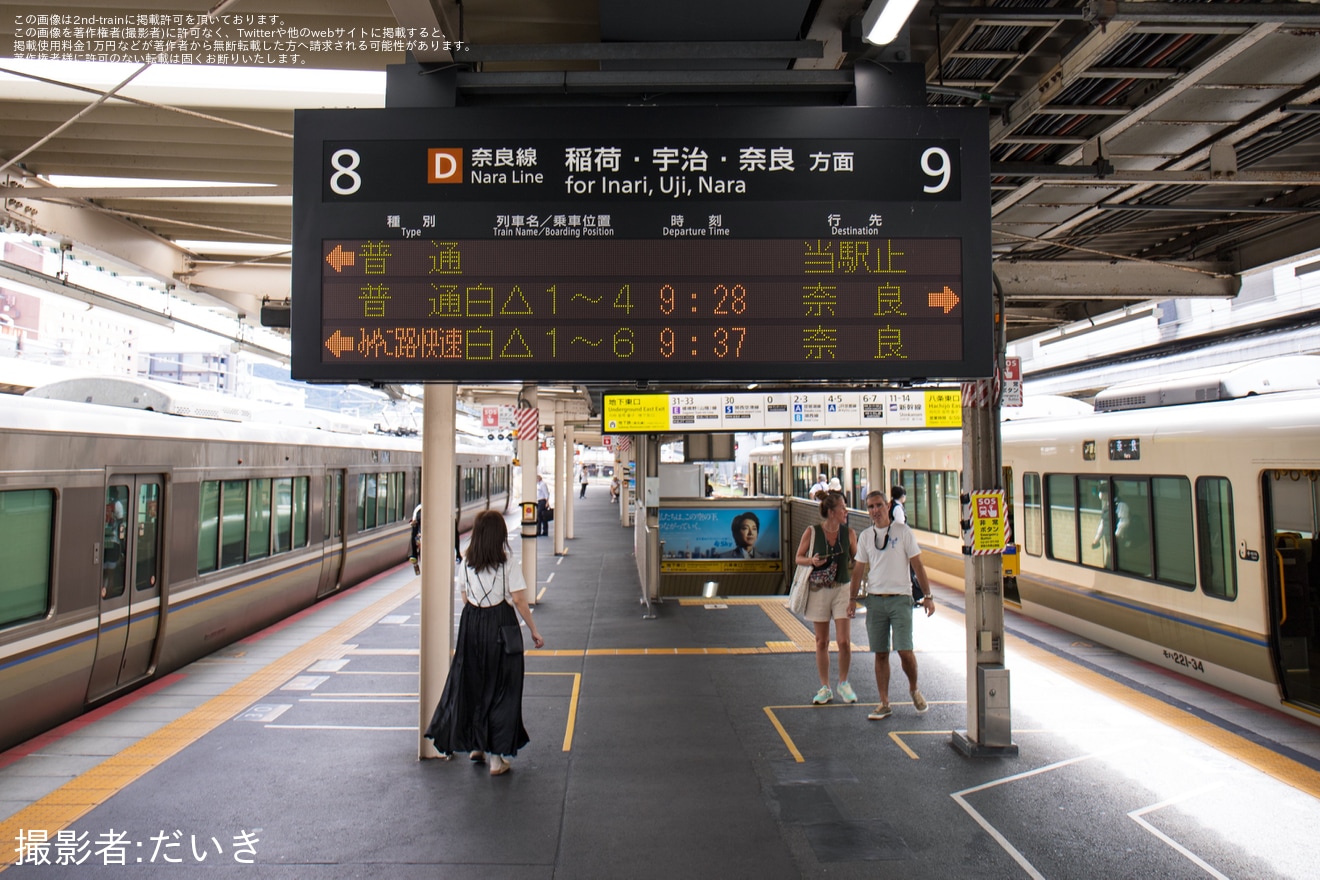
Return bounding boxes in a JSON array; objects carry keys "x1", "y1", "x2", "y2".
[{"x1": 862, "y1": 594, "x2": 914, "y2": 653}]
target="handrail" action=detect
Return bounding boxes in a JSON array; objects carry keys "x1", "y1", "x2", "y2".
[{"x1": 1275, "y1": 549, "x2": 1289, "y2": 626}]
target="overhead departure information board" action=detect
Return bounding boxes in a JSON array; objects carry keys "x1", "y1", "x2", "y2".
[{"x1": 293, "y1": 106, "x2": 991, "y2": 383}]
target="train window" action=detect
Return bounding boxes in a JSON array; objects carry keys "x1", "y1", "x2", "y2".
[
  {"x1": 104, "y1": 484, "x2": 131, "y2": 597},
  {"x1": 1151, "y1": 477, "x2": 1194, "y2": 588},
  {"x1": 793, "y1": 466, "x2": 814, "y2": 499},
  {"x1": 1023, "y1": 474, "x2": 1043, "y2": 557},
  {"x1": 943, "y1": 471, "x2": 961, "y2": 538},
  {"x1": 220, "y1": 480, "x2": 247, "y2": 569},
  {"x1": 356, "y1": 475, "x2": 366, "y2": 531},
  {"x1": 850, "y1": 467, "x2": 866, "y2": 509},
  {"x1": 197, "y1": 481, "x2": 221, "y2": 574},
  {"x1": 1113, "y1": 479, "x2": 1153, "y2": 579},
  {"x1": 134, "y1": 482, "x2": 162, "y2": 593},
  {"x1": 274, "y1": 478, "x2": 293, "y2": 554},
  {"x1": 0, "y1": 489, "x2": 54, "y2": 628},
  {"x1": 1078, "y1": 477, "x2": 1108, "y2": 568},
  {"x1": 913, "y1": 472, "x2": 930, "y2": 530},
  {"x1": 1046, "y1": 475, "x2": 1079, "y2": 563},
  {"x1": 392, "y1": 472, "x2": 405, "y2": 522},
  {"x1": 293, "y1": 477, "x2": 309, "y2": 548},
  {"x1": 364, "y1": 474, "x2": 378, "y2": 530},
  {"x1": 328, "y1": 473, "x2": 343, "y2": 540},
  {"x1": 1196, "y1": 477, "x2": 1237, "y2": 600},
  {"x1": 375, "y1": 473, "x2": 389, "y2": 526},
  {"x1": 247, "y1": 478, "x2": 272, "y2": 561}
]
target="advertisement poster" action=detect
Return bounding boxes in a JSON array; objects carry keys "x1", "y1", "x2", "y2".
[{"x1": 659, "y1": 506, "x2": 782, "y2": 572}]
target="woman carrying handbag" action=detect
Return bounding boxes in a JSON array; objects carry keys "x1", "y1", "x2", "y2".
[{"x1": 794, "y1": 491, "x2": 858, "y2": 706}]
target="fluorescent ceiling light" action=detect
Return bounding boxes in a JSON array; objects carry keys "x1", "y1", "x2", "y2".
[
  {"x1": 176, "y1": 240, "x2": 291, "y2": 256},
  {"x1": 48, "y1": 174, "x2": 274, "y2": 189},
  {"x1": 862, "y1": 0, "x2": 920, "y2": 46},
  {"x1": 0, "y1": 59, "x2": 385, "y2": 109}
]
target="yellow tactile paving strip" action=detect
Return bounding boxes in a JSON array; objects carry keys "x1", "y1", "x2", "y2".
[{"x1": 0, "y1": 581, "x2": 421, "y2": 870}]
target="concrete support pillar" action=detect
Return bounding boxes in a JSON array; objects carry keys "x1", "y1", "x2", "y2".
[
  {"x1": 565, "y1": 422, "x2": 578, "y2": 541},
  {"x1": 953, "y1": 378, "x2": 1017, "y2": 757},
  {"x1": 518, "y1": 386, "x2": 539, "y2": 606},
  {"x1": 418, "y1": 384, "x2": 456, "y2": 759},
  {"x1": 553, "y1": 401, "x2": 568, "y2": 556},
  {"x1": 781, "y1": 431, "x2": 792, "y2": 497}
]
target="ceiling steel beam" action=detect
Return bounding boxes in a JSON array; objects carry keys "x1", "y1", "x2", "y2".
[
  {"x1": 453, "y1": 69, "x2": 855, "y2": 94},
  {"x1": 993, "y1": 165, "x2": 1320, "y2": 186},
  {"x1": 991, "y1": 23, "x2": 1281, "y2": 217},
  {"x1": 994, "y1": 259, "x2": 1238, "y2": 298},
  {"x1": 385, "y1": 0, "x2": 458, "y2": 64},
  {"x1": 457, "y1": 41, "x2": 824, "y2": 63},
  {"x1": 13, "y1": 185, "x2": 292, "y2": 201},
  {"x1": 931, "y1": 3, "x2": 1320, "y2": 25},
  {"x1": 1093, "y1": 203, "x2": 1319, "y2": 215}
]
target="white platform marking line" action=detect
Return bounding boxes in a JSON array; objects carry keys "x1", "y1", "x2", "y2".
[
  {"x1": 951, "y1": 751, "x2": 1112, "y2": 880},
  {"x1": 297, "y1": 697, "x2": 414, "y2": 703},
  {"x1": 264, "y1": 724, "x2": 414, "y2": 731},
  {"x1": 1127, "y1": 785, "x2": 1230, "y2": 880}
]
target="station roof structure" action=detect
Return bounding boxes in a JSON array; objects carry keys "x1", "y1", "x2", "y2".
[{"x1": 3, "y1": 0, "x2": 1319, "y2": 349}]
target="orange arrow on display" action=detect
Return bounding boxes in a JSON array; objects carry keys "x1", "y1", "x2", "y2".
[
  {"x1": 325, "y1": 330, "x2": 354, "y2": 357},
  {"x1": 928, "y1": 286, "x2": 960, "y2": 314},
  {"x1": 325, "y1": 245, "x2": 356, "y2": 272}
]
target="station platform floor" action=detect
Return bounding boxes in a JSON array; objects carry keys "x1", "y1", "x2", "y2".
[{"x1": 3, "y1": 484, "x2": 1320, "y2": 878}]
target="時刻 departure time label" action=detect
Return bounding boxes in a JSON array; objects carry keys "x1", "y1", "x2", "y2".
[{"x1": 320, "y1": 237, "x2": 962, "y2": 372}]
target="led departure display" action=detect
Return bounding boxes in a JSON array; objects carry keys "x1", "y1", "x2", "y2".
[{"x1": 293, "y1": 106, "x2": 991, "y2": 383}]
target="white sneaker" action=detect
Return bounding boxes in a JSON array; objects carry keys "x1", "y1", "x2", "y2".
[{"x1": 836, "y1": 681, "x2": 858, "y2": 704}]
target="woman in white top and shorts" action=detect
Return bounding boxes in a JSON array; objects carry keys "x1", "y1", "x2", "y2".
[{"x1": 795, "y1": 491, "x2": 858, "y2": 705}]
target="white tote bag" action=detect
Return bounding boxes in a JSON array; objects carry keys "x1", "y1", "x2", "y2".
[{"x1": 787, "y1": 564, "x2": 812, "y2": 615}]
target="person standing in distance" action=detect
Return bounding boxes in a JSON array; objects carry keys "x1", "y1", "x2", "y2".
[
  {"x1": 888, "y1": 485, "x2": 907, "y2": 524},
  {"x1": 848, "y1": 490, "x2": 934, "y2": 719},
  {"x1": 535, "y1": 474, "x2": 551, "y2": 536}
]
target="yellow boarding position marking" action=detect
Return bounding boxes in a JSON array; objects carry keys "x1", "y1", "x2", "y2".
[
  {"x1": 0, "y1": 582, "x2": 422, "y2": 869},
  {"x1": 527, "y1": 671, "x2": 582, "y2": 752},
  {"x1": 763, "y1": 706, "x2": 805, "y2": 763}
]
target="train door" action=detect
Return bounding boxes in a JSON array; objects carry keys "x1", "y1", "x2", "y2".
[
  {"x1": 317, "y1": 470, "x2": 346, "y2": 598},
  {"x1": 1264, "y1": 470, "x2": 1320, "y2": 709},
  {"x1": 87, "y1": 475, "x2": 164, "y2": 700}
]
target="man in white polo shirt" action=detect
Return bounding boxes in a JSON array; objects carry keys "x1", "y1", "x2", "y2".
[{"x1": 847, "y1": 489, "x2": 935, "y2": 720}]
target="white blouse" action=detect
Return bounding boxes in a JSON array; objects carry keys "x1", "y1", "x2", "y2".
[{"x1": 457, "y1": 562, "x2": 528, "y2": 607}]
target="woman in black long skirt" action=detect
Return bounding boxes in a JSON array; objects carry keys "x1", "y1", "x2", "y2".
[{"x1": 425, "y1": 510, "x2": 544, "y2": 775}]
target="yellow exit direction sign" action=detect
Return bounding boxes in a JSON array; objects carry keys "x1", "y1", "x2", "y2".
[{"x1": 603, "y1": 394, "x2": 671, "y2": 432}]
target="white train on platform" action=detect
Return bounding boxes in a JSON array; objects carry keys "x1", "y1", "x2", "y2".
[
  {"x1": 747, "y1": 369, "x2": 1320, "y2": 725},
  {"x1": 0, "y1": 385, "x2": 511, "y2": 752}
]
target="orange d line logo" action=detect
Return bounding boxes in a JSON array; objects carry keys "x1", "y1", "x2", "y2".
[{"x1": 428, "y1": 148, "x2": 463, "y2": 183}]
